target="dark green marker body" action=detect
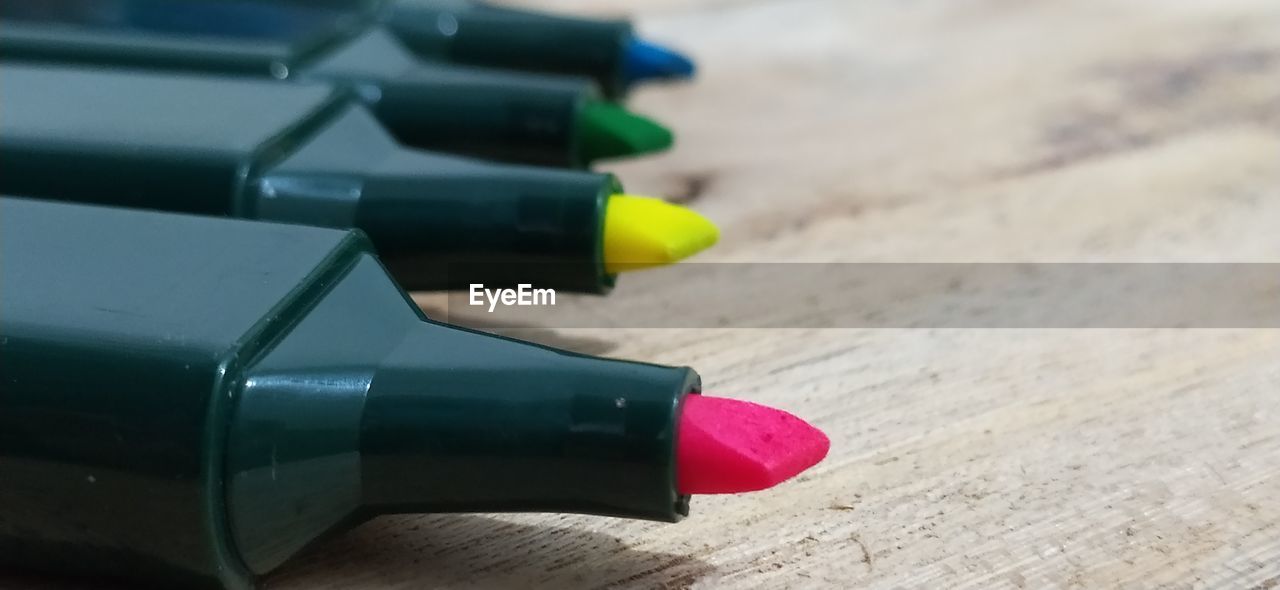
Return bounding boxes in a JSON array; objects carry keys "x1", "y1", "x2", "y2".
[
  {"x1": 0, "y1": 0, "x2": 601, "y2": 166},
  {"x1": 381, "y1": 0, "x2": 635, "y2": 98},
  {"x1": 0, "y1": 197, "x2": 697, "y2": 589},
  {"x1": 0, "y1": 63, "x2": 618, "y2": 293}
]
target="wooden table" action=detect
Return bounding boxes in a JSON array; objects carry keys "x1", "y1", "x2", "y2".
[{"x1": 9, "y1": 0, "x2": 1280, "y2": 588}]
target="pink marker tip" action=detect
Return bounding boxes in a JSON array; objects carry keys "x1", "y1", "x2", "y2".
[{"x1": 676, "y1": 394, "x2": 830, "y2": 495}]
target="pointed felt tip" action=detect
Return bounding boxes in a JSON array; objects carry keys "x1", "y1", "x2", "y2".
[
  {"x1": 603, "y1": 194, "x2": 719, "y2": 274},
  {"x1": 578, "y1": 102, "x2": 673, "y2": 163},
  {"x1": 622, "y1": 37, "x2": 696, "y2": 87},
  {"x1": 676, "y1": 395, "x2": 830, "y2": 495}
]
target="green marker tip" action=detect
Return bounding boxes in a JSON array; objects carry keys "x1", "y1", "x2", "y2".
[{"x1": 578, "y1": 101, "x2": 674, "y2": 163}]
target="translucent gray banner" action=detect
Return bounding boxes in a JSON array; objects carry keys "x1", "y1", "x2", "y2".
[{"x1": 433, "y1": 264, "x2": 1280, "y2": 328}]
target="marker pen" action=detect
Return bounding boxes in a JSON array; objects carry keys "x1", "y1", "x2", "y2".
[
  {"x1": 372, "y1": 0, "x2": 696, "y2": 98},
  {"x1": 0, "y1": 63, "x2": 717, "y2": 293},
  {"x1": 0, "y1": 196, "x2": 830, "y2": 589},
  {"x1": 0, "y1": 0, "x2": 673, "y2": 167}
]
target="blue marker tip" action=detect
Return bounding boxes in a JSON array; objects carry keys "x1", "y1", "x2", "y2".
[{"x1": 622, "y1": 37, "x2": 696, "y2": 88}]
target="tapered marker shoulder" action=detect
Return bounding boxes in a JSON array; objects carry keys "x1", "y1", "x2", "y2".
[
  {"x1": 0, "y1": 63, "x2": 715, "y2": 293},
  {"x1": 0, "y1": 197, "x2": 827, "y2": 589},
  {"x1": 0, "y1": 0, "x2": 673, "y2": 167}
]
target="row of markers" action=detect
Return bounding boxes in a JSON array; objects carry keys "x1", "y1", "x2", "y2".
[
  {"x1": 0, "y1": 1, "x2": 830, "y2": 588},
  {"x1": 5, "y1": 0, "x2": 716, "y2": 290}
]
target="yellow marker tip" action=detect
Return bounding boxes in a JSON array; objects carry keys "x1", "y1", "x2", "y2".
[{"x1": 604, "y1": 194, "x2": 719, "y2": 274}]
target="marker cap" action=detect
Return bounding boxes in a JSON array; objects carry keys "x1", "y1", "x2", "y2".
[{"x1": 0, "y1": 197, "x2": 698, "y2": 586}]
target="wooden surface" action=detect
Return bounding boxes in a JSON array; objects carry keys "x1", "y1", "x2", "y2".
[
  {"x1": 8, "y1": 0, "x2": 1280, "y2": 588},
  {"x1": 301, "y1": 0, "x2": 1280, "y2": 587}
]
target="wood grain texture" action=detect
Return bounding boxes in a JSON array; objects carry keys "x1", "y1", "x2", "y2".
[{"x1": 5, "y1": 0, "x2": 1280, "y2": 588}]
